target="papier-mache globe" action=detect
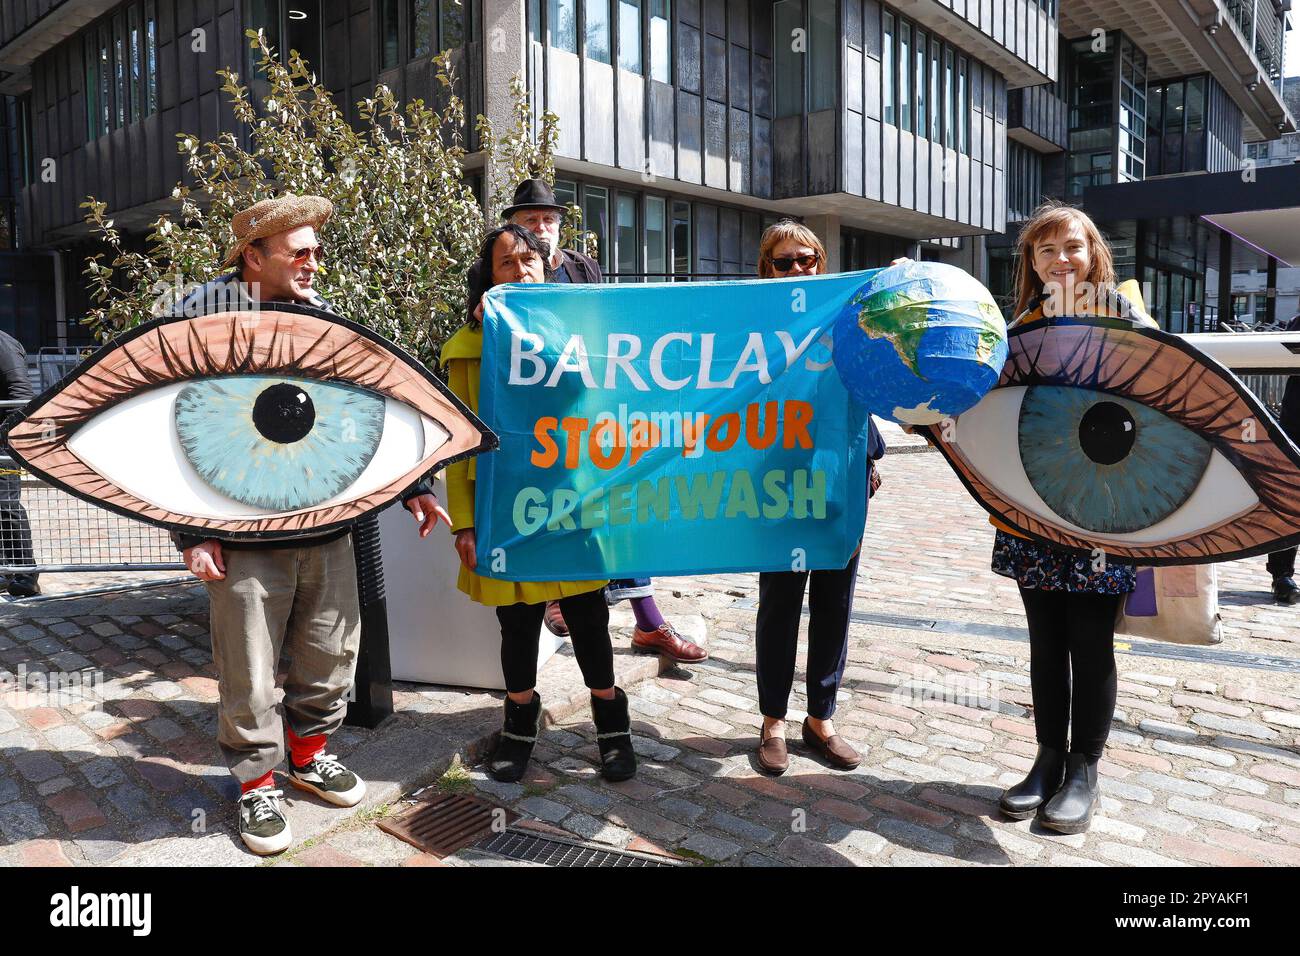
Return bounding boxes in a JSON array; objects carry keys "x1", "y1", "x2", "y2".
[{"x1": 832, "y1": 260, "x2": 1009, "y2": 425}]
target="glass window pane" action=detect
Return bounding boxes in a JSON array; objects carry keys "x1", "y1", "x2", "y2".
[
  {"x1": 287, "y1": 0, "x2": 322, "y2": 73},
  {"x1": 98, "y1": 26, "x2": 111, "y2": 132},
  {"x1": 672, "y1": 199, "x2": 691, "y2": 279},
  {"x1": 882, "y1": 12, "x2": 893, "y2": 126},
  {"x1": 929, "y1": 35, "x2": 941, "y2": 141},
  {"x1": 809, "y1": 0, "x2": 835, "y2": 111},
  {"x1": 616, "y1": 192, "x2": 638, "y2": 281},
  {"x1": 943, "y1": 46, "x2": 953, "y2": 147},
  {"x1": 550, "y1": 0, "x2": 577, "y2": 53},
  {"x1": 114, "y1": 13, "x2": 127, "y2": 128},
  {"x1": 146, "y1": 1, "x2": 158, "y2": 115},
  {"x1": 586, "y1": 0, "x2": 611, "y2": 63},
  {"x1": 899, "y1": 22, "x2": 911, "y2": 132},
  {"x1": 957, "y1": 56, "x2": 968, "y2": 153},
  {"x1": 915, "y1": 29, "x2": 927, "y2": 138},
  {"x1": 583, "y1": 185, "x2": 609, "y2": 271},
  {"x1": 650, "y1": 0, "x2": 670, "y2": 82},
  {"x1": 412, "y1": 0, "x2": 434, "y2": 58},
  {"x1": 441, "y1": 0, "x2": 466, "y2": 48},
  {"x1": 618, "y1": 0, "x2": 641, "y2": 72},
  {"x1": 645, "y1": 196, "x2": 667, "y2": 281},
  {"x1": 774, "y1": 1, "x2": 804, "y2": 117},
  {"x1": 128, "y1": 5, "x2": 141, "y2": 123},
  {"x1": 379, "y1": 0, "x2": 399, "y2": 69}
]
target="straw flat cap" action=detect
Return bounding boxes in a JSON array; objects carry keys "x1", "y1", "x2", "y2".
[{"x1": 222, "y1": 193, "x2": 334, "y2": 268}]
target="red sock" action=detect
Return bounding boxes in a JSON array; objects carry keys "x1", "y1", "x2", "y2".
[
  {"x1": 287, "y1": 728, "x2": 327, "y2": 768},
  {"x1": 241, "y1": 770, "x2": 275, "y2": 794}
]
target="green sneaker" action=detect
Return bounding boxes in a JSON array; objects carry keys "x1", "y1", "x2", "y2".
[
  {"x1": 237, "y1": 786, "x2": 292, "y2": 855},
  {"x1": 288, "y1": 753, "x2": 366, "y2": 807}
]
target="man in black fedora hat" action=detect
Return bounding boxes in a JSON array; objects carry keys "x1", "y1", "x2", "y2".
[{"x1": 464, "y1": 178, "x2": 707, "y2": 663}]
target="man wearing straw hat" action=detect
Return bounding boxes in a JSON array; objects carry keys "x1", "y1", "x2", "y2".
[{"x1": 175, "y1": 194, "x2": 449, "y2": 855}]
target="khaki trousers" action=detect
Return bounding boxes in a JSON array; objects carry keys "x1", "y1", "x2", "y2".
[{"x1": 205, "y1": 535, "x2": 360, "y2": 784}]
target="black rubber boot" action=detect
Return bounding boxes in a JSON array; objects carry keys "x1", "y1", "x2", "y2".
[
  {"x1": 1273, "y1": 576, "x2": 1300, "y2": 605},
  {"x1": 488, "y1": 693, "x2": 542, "y2": 783},
  {"x1": 1040, "y1": 752, "x2": 1100, "y2": 833},
  {"x1": 590, "y1": 688, "x2": 637, "y2": 782},
  {"x1": 998, "y1": 745, "x2": 1066, "y2": 820}
]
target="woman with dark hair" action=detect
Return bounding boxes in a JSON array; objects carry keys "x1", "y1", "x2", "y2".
[
  {"x1": 994, "y1": 201, "x2": 1156, "y2": 833},
  {"x1": 439, "y1": 224, "x2": 637, "y2": 783}
]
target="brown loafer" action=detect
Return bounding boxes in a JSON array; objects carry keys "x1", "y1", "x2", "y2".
[
  {"x1": 631, "y1": 623, "x2": 708, "y2": 662},
  {"x1": 543, "y1": 601, "x2": 569, "y2": 636},
  {"x1": 801, "y1": 718, "x2": 862, "y2": 770},
  {"x1": 757, "y1": 723, "x2": 789, "y2": 775}
]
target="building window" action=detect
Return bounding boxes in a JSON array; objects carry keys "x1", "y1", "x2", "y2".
[
  {"x1": 379, "y1": 0, "x2": 400, "y2": 69},
  {"x1": 774, "y1": 0, "x2": 804, "y2": 118},
  {"x1": 808, "y1": 0, "x2": 836, "y2": 111},
  {"x1": 550, "y1": 0, "x2": 578, "y2": 53},
  {"x1": 898, "y1": 22, "x2": 911, "y2": 132},
  {"x1": 882, "y1": 12, "x2": 893, "y2": 126},
  {"x1": 943, "y1": 46, "x2": 953, "y2": 147},
  {"x1": 914, "y1": 29, "x2": 927, "y2": 137},
  {"x1": 957, "y1": 56, "x2": 968, "y2": 154},
  {"x1": 82, "y1": 4, "x2": 159, "y2": 142},
  {"x1": 615, "y1": 191, "x2": 638, "y2": 280},
  {"x1": 672, "y1": 199, "x2": 691, "y2": 280},
  {"x1": 645, "y1": 195, "x2": 667, "y2": 281},
  {"x1": 441, "y1": 0, "x2": 467, "y2": 49},
  {"x1": 649, "y1": 0, "x2": 671, "y2": 83},
  {"x1": 412, "y1": 1, "x2": 435, "y2": 58},
  {"x1": 617, "y1": 0, "x2": 641, "y2": 72},
  {"x1": 583, "y1": 185, "x2": 609, "y2": 270},
  {"x1": 929, "y1": 35, "x2": 941, "y2": 142},
  {"x1": 586, "y1": 0, "x2": 612, "y2": 64}
]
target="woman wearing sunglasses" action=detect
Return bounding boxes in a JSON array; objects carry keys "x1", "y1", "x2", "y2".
[{"x1": 750, "y1": 219, "x2": 886, "y2": 775}]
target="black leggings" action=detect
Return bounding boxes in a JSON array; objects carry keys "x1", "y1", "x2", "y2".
[
  {"x1": 1017, "y1": 586, "x2": 1120, "y2": 760},
  {"x1": 496, "y1": 588, "x2": 616, "y2": 694}
]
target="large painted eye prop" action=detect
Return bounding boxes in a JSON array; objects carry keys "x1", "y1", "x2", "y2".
[
  {"x1": 922, "y1": 317, "x2": 1300, "y2": 565},
  {"x1": 1, "y1": 305, "x2": 496, "y2": 538}
]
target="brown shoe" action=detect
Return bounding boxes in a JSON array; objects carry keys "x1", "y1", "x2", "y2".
[
  {"x1": 757, "y1": 722, "x2": 789, "y2": 775},
  {"x1": 631, "y1": 623, "x2": 708, "y2": 662},
  {"x1": 543, "y1": 601, "x2": 569, "y2": 637},
  {"x1": 801, "y1": 718, "x2": 862, "y2": 770}
]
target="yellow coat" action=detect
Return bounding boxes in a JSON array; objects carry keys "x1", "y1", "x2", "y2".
[
  {"x1": 991, "y1": 278, "x2": 1158, "y2": 538},
  {"x1": 439, "y1": 323, "x2": 607, "y2": 606}
]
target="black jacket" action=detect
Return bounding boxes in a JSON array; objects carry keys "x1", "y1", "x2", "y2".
[
  {"x1": 465, "y1": 246, "x2": 602, "y2": 323},
  {"x1": 169, "y1": 275, "x2": 432, "y2": 551},
  {"x1": 0, "y1": 330, "x2": 32, "y2": 405}
]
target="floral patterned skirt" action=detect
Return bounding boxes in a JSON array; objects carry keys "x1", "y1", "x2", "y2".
[{"x1": 991, "y1": 530, "x2": 1136, "y2": 595}]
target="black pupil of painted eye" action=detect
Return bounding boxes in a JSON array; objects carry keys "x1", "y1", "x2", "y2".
[
  {"x1": 252, "y1": 383, "x2": 315, "y2": 444},
  {"x1": 1078, "y1": 401, "x2": 1136, "y2": 466}
]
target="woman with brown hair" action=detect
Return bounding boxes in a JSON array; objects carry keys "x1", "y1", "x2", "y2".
[
  {"x1": 750, "y1": 218, "x2": 886, "y2": 775},
  {"x1": 994, "y1": 201, "x2": 1156, "y2": 833}
]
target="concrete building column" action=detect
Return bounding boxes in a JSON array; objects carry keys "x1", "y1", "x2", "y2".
[
  {"x1": 479, "y1": 1, "x2": 528, "y2": 199},
  {"x1": 803, "y1": 214, "x2": 841, "y2": 273}
]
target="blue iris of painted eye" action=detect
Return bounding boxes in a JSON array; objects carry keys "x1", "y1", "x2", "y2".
[
  {"x1": 174, "y1": 375, "x2": 385, "y2": 511},
  {"x1": 1018, "y1": 386, "x2": 1213, "y2": 535}
]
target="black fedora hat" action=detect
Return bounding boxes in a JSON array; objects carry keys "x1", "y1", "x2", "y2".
[{"x1": 501, "y1": 178, "x2": 567, "y2": 219}]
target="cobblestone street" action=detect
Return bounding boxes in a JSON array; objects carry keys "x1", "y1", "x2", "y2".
[{"x1": 3, "y1": 438, "x2": 1299, "y2": 867}]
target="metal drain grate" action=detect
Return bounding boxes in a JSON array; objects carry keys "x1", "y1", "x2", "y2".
[
  {"x1": 378, "y1": 792, "x2": 518, "y2": 858},
  {"x1": 473, "y1": 829, "x2": 685, "y2": 867}
]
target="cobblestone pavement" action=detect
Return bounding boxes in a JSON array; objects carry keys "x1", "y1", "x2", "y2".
[{"x1": 2, "y1": 442, "x2": 1299, "y2": 867}]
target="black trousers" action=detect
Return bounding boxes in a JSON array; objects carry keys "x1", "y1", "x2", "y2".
[
  {"x1": 1017, "y1": 586, "x2": 1120, "y2": 760},
  {"x1": 496, "y1": 588, "x2": 616, "y2": 694},
  {"x1": 755, "y1": 553, "x2": 860, "y2": 721},
  {"x1": 0, "y1": 475, "x2": 36, "y2": 581},
  {"x1": 1267, "y1": 548, "x2": 1297, "y2": 579}
]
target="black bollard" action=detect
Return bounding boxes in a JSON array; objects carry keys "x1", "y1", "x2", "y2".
[{"x1": 345, "y1": 512, "x2": 394, "y2": 728}]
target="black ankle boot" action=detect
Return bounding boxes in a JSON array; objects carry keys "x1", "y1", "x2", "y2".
[
  {"x1": 1040, "y1": 751, "x2": 1100, "y2": 833},
  {"x1": 488, "y1": 693, "x2": 542, "y2": 783},
  {"x1": 998, "y1": 745, "x2": 1066, "y2": 820},
  {"x1": 590, "y1": 688, "x2": 637, "y2": 782},
  {"x1": 1273, "y1": 576, "x2": 1300, "y2": 605}
]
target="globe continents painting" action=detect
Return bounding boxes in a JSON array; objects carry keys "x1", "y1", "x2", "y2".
[{"x1": 833, "y1": 261, "x2": 1009, "y2": 425}]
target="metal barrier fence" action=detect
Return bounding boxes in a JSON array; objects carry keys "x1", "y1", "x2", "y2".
[{"x1": 1, "y1": 399, "x2": 184, "y2": 576}]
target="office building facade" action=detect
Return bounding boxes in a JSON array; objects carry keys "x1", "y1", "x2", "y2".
[{"x1": 0, "y1": 1, "x2": 1294, "y2": 352}]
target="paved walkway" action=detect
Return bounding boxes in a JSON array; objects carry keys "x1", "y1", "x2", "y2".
[{"x1": 2, "y1": 443, "x2": 1299, "y2": 866}]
